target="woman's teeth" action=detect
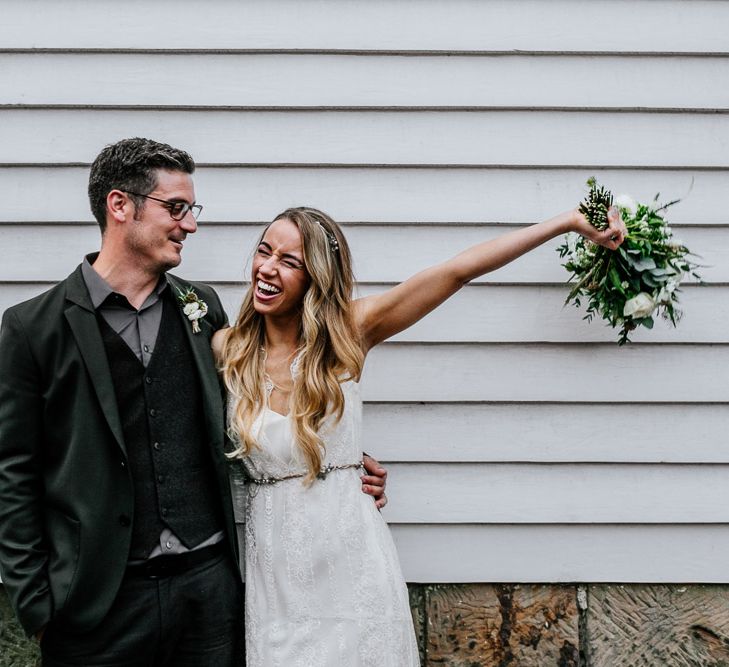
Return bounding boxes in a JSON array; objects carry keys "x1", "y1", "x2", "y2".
[{"x1": 257, "y1": 280, "x2": 281, "y2": 294}]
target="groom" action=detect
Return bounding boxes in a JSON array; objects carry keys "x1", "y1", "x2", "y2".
[{"x1": 0, "y1": 137, "x2": 387, "y2": 666}]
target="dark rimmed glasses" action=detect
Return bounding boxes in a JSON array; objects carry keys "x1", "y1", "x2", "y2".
[{"x1": 123, "y1": 190, "x2": 203, "y2": 221}]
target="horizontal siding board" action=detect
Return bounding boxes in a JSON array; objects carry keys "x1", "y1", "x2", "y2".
[
  {"x1": 3, "y1": 53, "x2": 729, "y2": 108},
  {"x1": 391, "y1": 524, "x2": 729, "y2": 582},
  {"x1": 361, "y1": 344, "x2": 729, "y2": 403},
  {"x1": 1, "y1": 282, "x2": 723, "y2": 345},
  {"x1": 1, "y1": 166, "x2": 723, "y2": 226},
  {"x1": 362, "y1": 403, "x2": 729, "y2": 464},
  {"x1": 355, "y1": 284, "x2": 724, "y2": 344},
  {"x1": 1, "y1": 224, "x2": 724, "y2": 284},
  {"x1": 213, "y1": 283, "x2": 725, "y2": 345},
  {"x1": 384, "y1": 463, "x2": 729, "y2": 523},
  {"x1": 3, "y1": 0, "x2": 728, "y2": 53},
  {"x1": 1, "y1": 110, "x2": 727, "y2": 167}
]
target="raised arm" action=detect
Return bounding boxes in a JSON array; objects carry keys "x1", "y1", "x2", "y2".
[{"x1": 355, "y1": 208, "x2": 625, "y2": 350}]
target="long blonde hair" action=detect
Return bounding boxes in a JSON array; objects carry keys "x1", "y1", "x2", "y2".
[{"x1": 220, "y1": 207, "x2": 365, "y2": 482}]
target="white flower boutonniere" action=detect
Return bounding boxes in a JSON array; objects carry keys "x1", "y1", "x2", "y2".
[{"x1": 176, "y1": 287, "x2": 208, "y2": 334}]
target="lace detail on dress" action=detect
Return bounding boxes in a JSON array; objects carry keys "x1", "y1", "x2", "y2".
[{"x1": 231, "y1": 379, "x2": 420, "y2": 666}]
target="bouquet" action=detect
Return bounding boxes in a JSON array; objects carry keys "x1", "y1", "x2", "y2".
[{"x1": 557, "y1": 178, "x2": 701, "y2": 344}]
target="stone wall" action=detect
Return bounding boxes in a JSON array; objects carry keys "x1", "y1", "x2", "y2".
[{"x1": 4, "y1": 584, "x2": 729, "y2": 666}]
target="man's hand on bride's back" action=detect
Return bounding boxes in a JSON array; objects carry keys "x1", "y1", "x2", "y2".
[{"x1": 361, "y1": 454, "x2": 388, "y2": 510}]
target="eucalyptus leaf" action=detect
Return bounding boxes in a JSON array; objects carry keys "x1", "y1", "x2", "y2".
[{"x1": 632, "y1": 256, "x2": 657, "y2": 271}]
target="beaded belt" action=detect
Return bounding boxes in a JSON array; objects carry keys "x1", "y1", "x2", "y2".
[{"x1": 246, "y1": 460, "x2": 364, "y2": 486}]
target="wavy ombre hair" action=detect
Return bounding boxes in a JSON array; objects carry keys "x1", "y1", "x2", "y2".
[{"x1": 220, "y1": 207, "x2": 365, "y2": 482}]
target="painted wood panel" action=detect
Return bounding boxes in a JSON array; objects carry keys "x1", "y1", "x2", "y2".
[
  {"x1": 391, "y1": 525, "x2": 729, "y2": 582},
  {"x1": 1, "y1": 166, "x2": 722, "y2": 225},
  {"x1": 361, "y1": 402, "x2": 729, "y2": 464},
  {"x1": 3, "y1": 53, "x2": 728, "y2": 109},
  {"x1": 383, "y1": 463, "x2": 729, "y2": 523},
  {"x1": 213, "y1": 283, "x2": 725, "y2": 345},
  {"x1": 3, "y1": 0, "x2": 727, "y2": 52},
  {"x1": 2, "y1": 224, "x2": 723, "y2": 284},
  {"x1": 1, "y1": 0, "x2": 727, "y2": 586},
  {"x1": 362, "y1": 344, "x2": 729, "y2": 403},
  {"x1": 1, "y1": 282, "x2": 723, "y2": 344},
  {"x1": 1, "y1": 109, "x2": 727, "y2": 167}
]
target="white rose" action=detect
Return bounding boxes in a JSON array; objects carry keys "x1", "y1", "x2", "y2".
[
  {"x1": 615, "y1": 194, "x2": 638, "y2": 217},
  {"x1": 189, "y1": 310, "x2": 205, "y2": 320},
  {"x1": 183, "y1": 302, "x2": 200, "y2": 316},
  {"x1": 623, "y1": 292, "x2": 656, "y2": 319},
  {"x1": 656, "y1": 287, "x2": 671, "y2": 304}
]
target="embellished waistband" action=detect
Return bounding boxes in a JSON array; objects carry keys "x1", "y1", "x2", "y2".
[{"x1": 245, "y1": 460, "x2": 364, "y2": 486}]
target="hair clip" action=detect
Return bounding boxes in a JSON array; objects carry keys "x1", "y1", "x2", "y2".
[{"x1": 316, "y1": 221, "x2": 339, "y2": 253}]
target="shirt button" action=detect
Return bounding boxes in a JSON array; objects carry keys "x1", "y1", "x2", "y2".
[
  {"x1": 165, "y1": 540, "x2": 173, "y2": 550},
  {"x1": 153, "y1": 442, "x2": 161, "y2": 451},
  {"x1": 145, "y1": 377, "x2": 153, "y2": 385},
  {"x1": 143, "y1": 344, "x2": 150, "y2": 353},
  {"x1": 149, "y1": 409, "x2": 157, "y2": 417},
  {"x1": 120, "y1": 461, "x2": 126, "y2": 468}
]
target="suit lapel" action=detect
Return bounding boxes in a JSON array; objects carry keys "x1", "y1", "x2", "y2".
[
  {"x1": 64, "y1": 267, "x2": 127, "y2": 454},
  {"x1": 167, "y1": 276, "x2": 224, "y2": 444}
]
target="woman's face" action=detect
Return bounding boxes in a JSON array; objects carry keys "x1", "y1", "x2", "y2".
[{"x1": 251, "y1": 217, "x2": 311, "y2": 320}]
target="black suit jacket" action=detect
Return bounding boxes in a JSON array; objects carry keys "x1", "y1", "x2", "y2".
[{"x1": 0, "y1": 264, "x2": 238, "y2": 636}]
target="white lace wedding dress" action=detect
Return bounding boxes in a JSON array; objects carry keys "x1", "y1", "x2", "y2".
[{"x1": 233, "y1": 377, "x2": 420, "y2": 666}]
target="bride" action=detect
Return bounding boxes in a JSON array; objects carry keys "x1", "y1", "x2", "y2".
[{"x1": 213, "y1": 205, "x2": 625, "y2": 666}]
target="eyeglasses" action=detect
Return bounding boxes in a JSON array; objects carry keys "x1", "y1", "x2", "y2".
[{"x1": 123, "y1": 191, "x2": 203, "y2": 221}]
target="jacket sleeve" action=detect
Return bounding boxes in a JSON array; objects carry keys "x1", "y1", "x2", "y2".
[
  {"x1": 0, "y1": 308, "x2": 53, "y2": 636},
  {"x1": 205, "y1": 283, "x2": 229, "y2": 331}
]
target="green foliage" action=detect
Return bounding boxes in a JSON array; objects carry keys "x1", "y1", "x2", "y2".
[
  {"x1": 578, "y1": 177, "x2": 614, "y2": 231},
  {"x1": 0, "y1": 587, "x2": 39, "y2": 667},
  {"x1": 558, "y1": 179, "x2": 702, "y2": 345}
]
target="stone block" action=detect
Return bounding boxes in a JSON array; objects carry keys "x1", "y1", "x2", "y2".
[
  {"x1": 587, "y1": 584, "x2": 729, "y2": 666},
  {"x1": 424, "y1": 583, "x2": 579, "y2": 666},
  {"x1": 409, "y1": 583, "x2": 427, "y2": 664}
]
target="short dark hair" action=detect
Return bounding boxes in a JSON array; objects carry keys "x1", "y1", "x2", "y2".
[{"x1": 87, "y1": 137, "x2": 195, "y2": 232}]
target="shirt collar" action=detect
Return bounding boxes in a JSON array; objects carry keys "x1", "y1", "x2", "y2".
[{"x1": 81, "y1": 253, "x2": 168, "y2": 310}]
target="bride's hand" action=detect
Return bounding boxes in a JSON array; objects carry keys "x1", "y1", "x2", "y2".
[{"x1": 570, "y1": 206, "x2": 627, "y2": 251}]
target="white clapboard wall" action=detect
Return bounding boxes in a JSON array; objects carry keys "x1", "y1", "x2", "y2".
[{"x1": 1, "y1": 0, "x2": 728, "y2": 583}]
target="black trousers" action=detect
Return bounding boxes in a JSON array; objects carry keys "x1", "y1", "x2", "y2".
[{"x1": 41, "y1": 552, "x2": 243, "y2": 667}]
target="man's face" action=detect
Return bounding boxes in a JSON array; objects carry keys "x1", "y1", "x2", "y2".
[{"x1": 124, "y1": 169, "x2": 198, "y2": 274}]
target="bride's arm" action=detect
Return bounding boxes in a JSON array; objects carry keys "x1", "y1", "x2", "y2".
[{"x1": 354, "y1": 208, "x2": 625, "y2": 351}]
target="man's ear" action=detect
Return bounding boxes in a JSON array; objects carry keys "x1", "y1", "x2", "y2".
[{"x1": 106, "y1": 189, "x2": 129, "y2": 226}]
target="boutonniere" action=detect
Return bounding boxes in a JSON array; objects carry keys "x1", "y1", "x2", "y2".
[{"x1": 176, "y1": 287, "x2": 208, "y2": 334}]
